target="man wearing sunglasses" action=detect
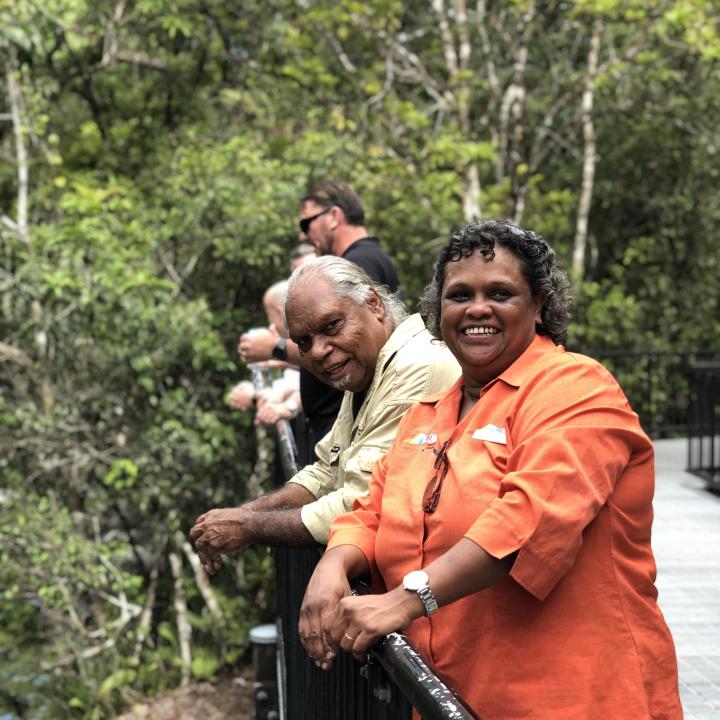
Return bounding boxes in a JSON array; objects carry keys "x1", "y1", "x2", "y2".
[{"x1": 298, "y1": 181, "x2": 399, "y2": 294}]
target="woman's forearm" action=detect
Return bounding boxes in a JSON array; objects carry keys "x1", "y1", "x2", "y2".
[
  {"x1": 421, "y1": 537, "x2": 517, "y2": 608},
  {"x1": 320, "y1": 543, "x2": 370, "y2": 581}
]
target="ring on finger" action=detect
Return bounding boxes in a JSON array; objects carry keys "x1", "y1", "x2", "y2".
[{"x1": 343, "y1": 632, "x2": 356, "y2": 642}]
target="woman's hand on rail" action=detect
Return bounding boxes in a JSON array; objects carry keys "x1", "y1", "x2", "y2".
[
  {"x1": 299, "y1": 560, "x2": 351, "y2": 669},
  {"x1": 299, "y1": 544, "x2": 370, "y2": 670},
  {"x1": 329, "y1": 587, "x2": 423, "y2": 662}
]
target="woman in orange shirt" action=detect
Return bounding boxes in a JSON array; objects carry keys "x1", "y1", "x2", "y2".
[{"x1": 299, "y1": 220, "x2": 682, "y2": 719}]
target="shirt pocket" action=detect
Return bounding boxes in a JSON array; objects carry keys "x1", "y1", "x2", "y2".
[
  {"x1": 342, "y1": 445, "x2": 385, "y2": 492},
  {"x1": 354, "y1": 445, "x2": 385, "y2": 475}
]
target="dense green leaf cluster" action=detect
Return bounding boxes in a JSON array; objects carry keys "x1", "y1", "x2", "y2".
[{"x1": 1, "y1": 0, "x2": 719, "y2": 717}]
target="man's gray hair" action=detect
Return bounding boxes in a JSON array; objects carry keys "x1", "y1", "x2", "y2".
[{"x1": 285, "y1": 256, "x2": 407, "y2": 327}]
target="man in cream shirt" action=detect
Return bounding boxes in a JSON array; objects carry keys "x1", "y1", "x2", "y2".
[{"x1": 190, "y1": 257, "x2": 459, "y2": 569}]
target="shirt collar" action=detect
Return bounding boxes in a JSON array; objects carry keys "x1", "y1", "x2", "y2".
[
  {"x1": 495, "y1": 334, "x2": 558, "y2": 388},
  {"x1": 355, "y1": 314, "x2": 428, "y2": 400},
  {"x1": 375, "y1": 313, "x2": 426, "y2": 371}
]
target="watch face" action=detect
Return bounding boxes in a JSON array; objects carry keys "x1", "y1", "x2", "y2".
[{"x1": 403, "y1": 570, "x2": 429, "y2": 591}]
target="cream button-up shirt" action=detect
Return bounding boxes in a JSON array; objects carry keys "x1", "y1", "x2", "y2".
[{"x1": 290, "y1": 314, "x2": 460, "y2": 543}]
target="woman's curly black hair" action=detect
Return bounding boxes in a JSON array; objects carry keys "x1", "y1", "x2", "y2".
[{"x1": 419, "y1": 220, "x2": 571, "y2": 345}]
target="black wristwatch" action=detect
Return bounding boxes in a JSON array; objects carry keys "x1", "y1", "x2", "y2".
[{"x1": 271, "y1": 338, "x2": 288, "y2": 361}]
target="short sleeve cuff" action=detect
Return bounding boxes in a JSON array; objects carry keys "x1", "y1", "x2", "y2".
[
  {"x1": 465, "y1": 505, "x2": 568, "y2": 601},
  {"x1": 327, "y1": 527, "x2": 376, "y2": 568},
  {"x1": 300, "y1": 502, "x2": 332, "y2": 544},
  {"x1": 288, "y1": 470, "x2": 322, "y2": 499}
]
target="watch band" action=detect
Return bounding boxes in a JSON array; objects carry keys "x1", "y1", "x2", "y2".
[
  {"x1": 272, "y1": 338, "x2": 288, "y2": 361},
  {"x1": 416, "y1": 585, "x2": 439, "y2": 616}
]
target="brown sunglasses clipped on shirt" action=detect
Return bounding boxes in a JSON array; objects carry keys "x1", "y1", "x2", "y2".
[{"x1": 423, "y1": 440, "x2": 450, "y2": 513}]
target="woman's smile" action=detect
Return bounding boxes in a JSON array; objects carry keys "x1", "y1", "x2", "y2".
[
  {"x1": 440, "y1": 247, "x2": 542, "y2": 386},
  {"x1": 460, "y1": 325, "x2": 500, "y2": 336}
]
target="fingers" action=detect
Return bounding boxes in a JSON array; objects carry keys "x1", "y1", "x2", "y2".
[
  {"x1": 299, "y1": 629, "x2": 335, "y2": 670},
  {"x1": 336, "y1": 628, "x2": 370, "y2": 662},
  {"x1": 198, "y1": 550, "x2": 223, "y2": 575},
  {"x1": 328, "y1": 596, "x2": 390, "y2": 661},
  {"x1": 299, "y1": 602, "x2": 339, "y2": 670},
  {"x1": 299, "y1": 560, "x2": 356, "y2": 670},
  {"x1": 193, "y1": 510, "x2": 208, "y2": 525},
  {"x1": 299, "y1": 604, "x2": 335, "y2": 664},
  {"x1": 190, "y1": 512, "x2": 228, "y2": 575}
]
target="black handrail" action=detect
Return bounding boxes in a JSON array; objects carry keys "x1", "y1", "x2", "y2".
[
  {"x1": 371, "y1": 633, "x2": 479, "y2": 720},
  {"x1": 273, "y1": 417, "x2": 476, "y2": 720},
  {"x1": 275, "y1": 418, "x2": 301, "y2": 477}
]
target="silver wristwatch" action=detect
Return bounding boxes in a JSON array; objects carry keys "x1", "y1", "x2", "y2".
[{"x1": 403, "y1": 570, "x2": 439, "y2": 616}]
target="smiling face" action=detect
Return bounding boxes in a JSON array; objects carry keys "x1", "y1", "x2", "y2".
[
  {"x1": 286, "y1": 278, "x2": 390, "y2": 392},
  {"x1": 440, "y1": 247, "x2": 543, "y2": 387},
  {"x1": 298, "y1": 200, "x2": 335, "y2": 256}
]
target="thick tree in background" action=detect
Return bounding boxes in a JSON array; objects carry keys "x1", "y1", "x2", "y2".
[{"x1": 1, "y1": 0, "x2": 718, "y2": 717}]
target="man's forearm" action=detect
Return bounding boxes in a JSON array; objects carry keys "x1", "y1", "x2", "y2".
[
  {"x1": 244, "y1": 507, "x2": 320, "y2": 548},
  {"x1": 244, "y1": 481, "x2": 316, "y2": 512},
  {"x1": 190, "y1": 483, "x2": 321, "y2": 567}
]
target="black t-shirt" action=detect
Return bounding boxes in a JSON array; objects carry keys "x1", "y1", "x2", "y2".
[
  {"x1": 300, "y1": 368, "x2": 342, "y2": 434},
  {"x1": 342, "y1": 237, "x2": 400, "y2": 294}
]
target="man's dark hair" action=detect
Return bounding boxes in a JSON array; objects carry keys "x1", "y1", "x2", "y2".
[
  {"x1": 419, "y1": 220, "x2": 571, "y2": 345},
  {"x1": 301, "y1": 182, "x2": 365, "y2": 226}
]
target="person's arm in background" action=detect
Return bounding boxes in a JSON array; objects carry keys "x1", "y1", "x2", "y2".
[
  {"x1": 227, "y1": 380, "x2": 256, "y2": 411},
  {"x1": 238, "y1": 325, "x2": 302, "y2": 366},
  {"x1": 254, "y1": 389, "x2": 302, "y2": 426}
]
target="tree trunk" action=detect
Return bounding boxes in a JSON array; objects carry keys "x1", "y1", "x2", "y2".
[
  {"x1": 572, "y1": 19, "x2": 602, "y2": 286},
  {"x1": 463, "y1": 163, "x2": 481, "y2": 221},
  {"x1": 180, "y1": 533, "x2": 223, "y2": 622},
  {"x1": 5, "y1": 55, "x2": 31, "y2": 251},
  {"x1": 169, "y1": 550, "x2": 193, "y2": 686}
]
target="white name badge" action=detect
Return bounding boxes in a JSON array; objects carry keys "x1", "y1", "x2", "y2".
[{"x1": 472, "y1": 424, "x2": 507, "y2": 445}]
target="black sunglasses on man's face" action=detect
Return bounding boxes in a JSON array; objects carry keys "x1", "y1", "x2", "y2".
[{"x1": 299, "y1": 207, "x2": 331, "y2": 234}]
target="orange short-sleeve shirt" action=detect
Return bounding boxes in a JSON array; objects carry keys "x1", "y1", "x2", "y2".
[{"x1": 328, "y1": 335, "x2": 682, "y2": 719}]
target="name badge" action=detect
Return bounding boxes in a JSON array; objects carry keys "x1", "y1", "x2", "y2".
[{"x1": 472, "y1": 424, "x2": 507, "y2": 445}]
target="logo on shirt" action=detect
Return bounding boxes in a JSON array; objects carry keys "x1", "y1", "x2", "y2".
[
  {"x1": 406, "y1": 432, "x2": 438, "y2": 446},
  {"x1": 472, "y1": 424, "x2": 507, "y2": 445}
]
